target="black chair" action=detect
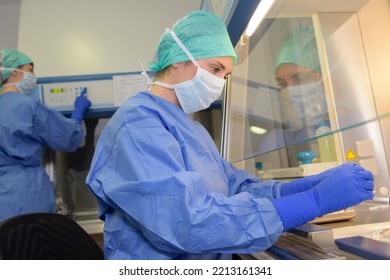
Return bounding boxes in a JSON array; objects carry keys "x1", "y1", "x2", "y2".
[{"x1": 0, "y1": 212, "x2": 104, "y2": 260}]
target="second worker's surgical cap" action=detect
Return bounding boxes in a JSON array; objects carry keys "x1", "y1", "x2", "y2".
[
  {"x1": 0, "y1": 48, "x2": 33, "y2": 85},
  {"x1": 149, "y1": 10, "x2": 237, "y2": 71},
  {"x1": 275, "y1": 25, "x2": 321, "y2": 73}
]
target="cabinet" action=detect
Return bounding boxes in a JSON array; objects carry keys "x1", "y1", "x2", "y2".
[{"x1": 223, "y1": 0, "x2": 390, "y2": 197}]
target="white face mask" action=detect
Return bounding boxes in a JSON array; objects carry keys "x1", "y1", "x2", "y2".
[
  {"x1": 283, "y1": 81, "x2": 328, "y2": 127},
  {"x1": 2, "y1": 68, "x2": 37, "y2": 95},
  {"x1": 153, "y1": 29, "x2": 226, "y2": 114}
]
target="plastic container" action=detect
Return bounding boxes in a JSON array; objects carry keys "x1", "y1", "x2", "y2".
[{"x1": 315, "y1": 120, "x2": 337, "y2": 162}]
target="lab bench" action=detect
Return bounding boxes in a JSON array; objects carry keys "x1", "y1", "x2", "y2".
[{"x1": 243, "y1": 201, "x2": 390, "y2": 260}]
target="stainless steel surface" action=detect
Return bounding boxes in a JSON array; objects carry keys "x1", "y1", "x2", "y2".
[
  {"x1": 249, "y1": 202, "x2": 390, "y2": 260},
  {"x1": 267, "y1": 232, "x2": 345, "y2": 259}
]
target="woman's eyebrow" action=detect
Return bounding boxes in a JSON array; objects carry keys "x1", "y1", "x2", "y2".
[
  {"x1": 214, "y1": 61, "x2": 226, "y2": 70},
  {"x1": 217, "y1": 61, "x2": 233, "y2": 75}
]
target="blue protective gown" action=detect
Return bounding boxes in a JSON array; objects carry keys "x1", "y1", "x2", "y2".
[
  {"x1": 86, "y1": 92, "x2": 285, "y2": 260},
  {"x1": 0, "y1": 92, "x2": 84, "y2": 222}
]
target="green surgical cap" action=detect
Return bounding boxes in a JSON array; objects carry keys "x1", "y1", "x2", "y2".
[
  {"x1": 275, "y1": 25, "x2": 321, "y2": 73},
  {"x1": 149, "y1": 10, "x2": 237, "y2": 71},
  {"x1": 0, "y1": 48, "x2": 33, "y2": 85}
]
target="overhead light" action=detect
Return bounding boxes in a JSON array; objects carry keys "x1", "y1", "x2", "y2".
[
  {"x1": 250, "y1": 125, "x2": 267, "y2": 135},
  {"x1": 245, "y1": 0, "x2": 275, "y2": 37}
]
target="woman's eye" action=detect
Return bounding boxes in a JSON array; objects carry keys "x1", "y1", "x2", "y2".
[
  {"x1": 277, "y1": 82, "x2": 287, "y2": 90},
  {"x1": 211, "y1": 66, "x2": 220, "y2": 74}
]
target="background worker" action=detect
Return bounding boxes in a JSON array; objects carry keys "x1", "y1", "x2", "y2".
[{"x1": 0, "y1": 48, "x2": 91, "y2": 222}]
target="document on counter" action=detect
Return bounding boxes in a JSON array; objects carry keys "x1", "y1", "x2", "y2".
[{"x1": 113, "y1": 74, "x2": 148, "y2": 106}]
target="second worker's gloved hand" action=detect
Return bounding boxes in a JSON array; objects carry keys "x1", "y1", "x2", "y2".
[
  {"x1": 71, "y1": 87, "x2": 91, "y2": 123},
  {"x1": 280, "y1": 163, "x2": 367, "y2": 197},
  {"x1": 273, "y1": 166, "x2": 374, "y2": 231}
]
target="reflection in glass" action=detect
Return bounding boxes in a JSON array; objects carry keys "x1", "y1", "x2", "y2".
[
  {"x1": 227, "y1": 17, "x2": 335, "y2": 166},
  {"x1": 261, "y1": 21, "x2": 333, "y2": 156},
  {"x1": 223, "y1": 0, "x2": 390, "y2": 197}
]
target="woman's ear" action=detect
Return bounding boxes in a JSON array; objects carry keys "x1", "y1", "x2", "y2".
[
  {"x1": 10, "y1": 70, "x2": 20, "y2": 78},
  {"x1": 5, "y1": 69, "x2": 23, "y2": 84}
]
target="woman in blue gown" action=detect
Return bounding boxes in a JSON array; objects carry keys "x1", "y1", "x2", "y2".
[
  {"x1": 86, "y1": 11, "x2": 374, "y2": 260},
  {"x1": 0, "y1": 48, "x2": 91, "y2": 222}
]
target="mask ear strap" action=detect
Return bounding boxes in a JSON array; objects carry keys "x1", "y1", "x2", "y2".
[
  {"x1": 138, "y1": 60, "x2": 153, "y2": 90},
  {"x1": 0, "y1": 67, "x2": 21, "y2": 72},
  {"x1": 166, "y1": 28, "x2": 199, "y2": 67}
]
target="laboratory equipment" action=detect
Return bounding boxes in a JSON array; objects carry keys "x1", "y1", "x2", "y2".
[
  {"x1": 223, "y1": 0, "x2": 390, "y2": 259},
  {"x1": 267, "y1": 232, "x2": 345, "y2": 260},
  {"x1": 223, "y1": 0, "x2": 390, "y2": 196},
  {"x1": 297, "y1": 150, "x2": 316, "y2": 164},
  {"x1": 36, "y1": 72, "x2": 148, "y2": 117},
  {"x1": 335, "y1": 235, "x2": 390, "y2": 259}
]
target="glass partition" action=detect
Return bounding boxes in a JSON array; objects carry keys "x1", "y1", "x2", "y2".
[{"x1": 223, "y1": 0, "x2": 390, "y2": 197}]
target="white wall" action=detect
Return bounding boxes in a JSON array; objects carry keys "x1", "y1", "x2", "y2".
[{"x1": 5, "y1": 0, "x2": 202, "y2": 77}]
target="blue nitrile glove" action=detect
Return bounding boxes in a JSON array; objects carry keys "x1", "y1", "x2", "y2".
[
  {"x1": 71, "y1": 87, "x2": 91, "y2": 123},
  {"x1": 280, "y1": 163, "x2": 366, "y2": 197},
  {"x1": 273, "y1": 166, "x2": 374, "y2": 231}
]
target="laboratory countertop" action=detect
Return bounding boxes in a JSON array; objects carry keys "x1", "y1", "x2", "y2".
[
  {"x1": 328, "y1": 201, "x2": 390, "y2": 229},
  {"x1": 248, "y1": 200, "x2": 390, "y2": 260}
]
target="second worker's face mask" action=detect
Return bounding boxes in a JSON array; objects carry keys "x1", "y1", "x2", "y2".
[
  {"x1": 154, "y1": 29, "x2": 226, "y2": 114},
  {"x1": 2, "y1": 68, "x2": 37, "y2": 95},
  {"x1": 15, "y1": 71, "x2": 37, "y2": 95},
  {"x1": 283, "y1": 80, "x2": 328, "y2": 127}
]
